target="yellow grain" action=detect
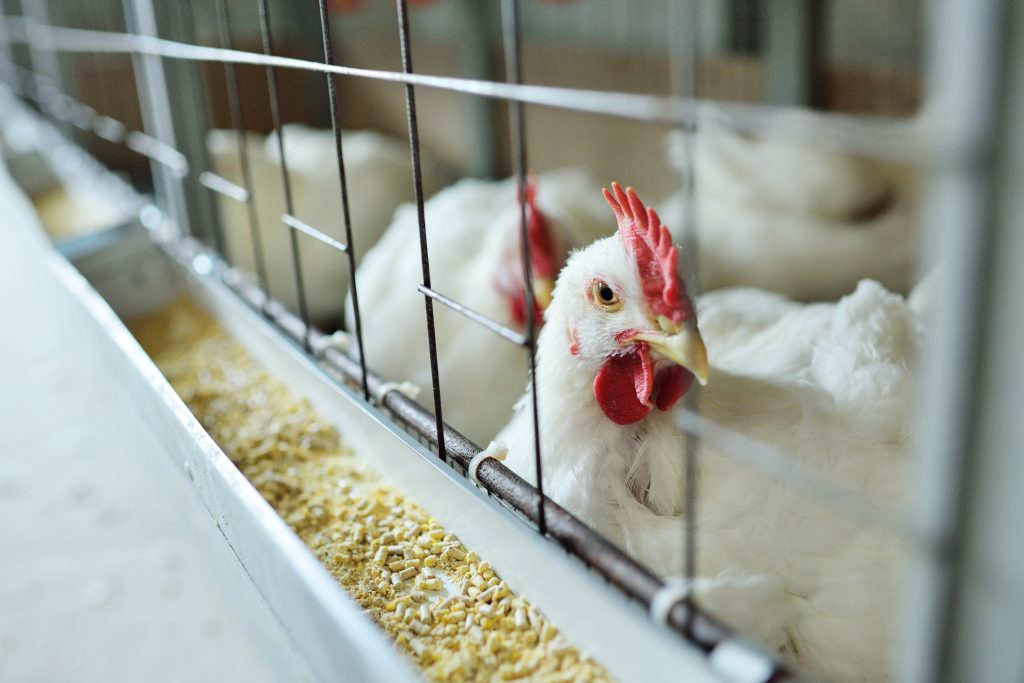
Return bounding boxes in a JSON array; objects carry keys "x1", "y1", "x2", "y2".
[{"x1": 129, "y1": 299, "x2": 611, "y2": 683}]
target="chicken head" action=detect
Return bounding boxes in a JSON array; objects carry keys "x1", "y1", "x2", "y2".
[{"x1": 546, "y1": 182, "x2": 708, "y2": 425}]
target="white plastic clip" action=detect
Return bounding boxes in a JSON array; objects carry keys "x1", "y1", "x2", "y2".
[
  {"x1": 709, "y1": 640, "x2": 775, "y2": 683},
  {"x1": 374, "y1": 380, "x2": 421, "y2": 405},
  {"x1": 650, "y1": 577, "x2": 690, "y2": 626},
  {"x1": 310, "y1": 330, "x2": 351, "y2": 357},
  {"x1": 468, "y1": 441, "x2": 508, "y2": 486}
]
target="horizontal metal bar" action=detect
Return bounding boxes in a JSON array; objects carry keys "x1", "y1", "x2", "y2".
[
  {"x1": 3, "y1": 62, "x2": 140, "y2": 158},
  {"x1": 70, "y1": 101, "x2": 95, "y2": 129},
  {"x1": 199, "y1": 170, "x2": 249, "y2": 203},
  {"x1": 417, "y1": 285, "x2": 528, "y2": 347},
  {"x1": 2, "y1": 19, "x2": 920, "y2": 162},
  {"x1": 125, "y1": 130, "x2": 188, "y2": 176},
  {"x1": 676, "y1": 408, "x2": 935, "y2": 549},
  {"x1": 282, "y1": 213, "x2": 348, "y2": 253},
  {"x1": 5, "y1": 64, "x2": 143, "y2": 164},
  {"x1": 92, "y1": 114, "x2": 126, "y2": 142}
]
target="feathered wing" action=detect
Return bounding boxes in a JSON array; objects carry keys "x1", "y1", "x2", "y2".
[{"x1": 623, "y1": 281, "x2": 917, "y2": 680}]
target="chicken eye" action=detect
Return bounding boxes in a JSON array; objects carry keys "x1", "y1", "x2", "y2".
[{"x1": 591, "y1": 280, "x2": 622, "y2": 311}]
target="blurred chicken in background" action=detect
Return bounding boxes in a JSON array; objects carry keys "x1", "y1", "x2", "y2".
[
  {"x1": 349, "y1": 169, "x2": 610, "y2": 445},
  {"x1": 659, "y1": 116, "x2": 919, "y2": 301},
  {"x1": 208, "y1": 124, "x2": 449, "y2": 325}
]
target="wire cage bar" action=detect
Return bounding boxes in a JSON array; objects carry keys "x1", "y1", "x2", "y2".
[
  {"x1": 0, "y1": 3, "x2": 903, "y2": 680},
  {"x1": 206, "y1": 0, "x2": 272, "y2": 305},
  {"x1": 394, "y1": 0, "x2": 449, "y2": 468},
  {"x1": 499, "y1": 0, "x2": 546, "y2": 535},
  {"x1": 900, "y1": 1, "x2": 1024, "y2": 682},
  {"x1": 314, "y1": 0, "x2": 371, "y2": 401},
  {"x1": 4, "y1": 1, "x2": 1020, "y2": 681},
  {"x1": 256, "y1": 0, "x2": 313, "y2": 350}
]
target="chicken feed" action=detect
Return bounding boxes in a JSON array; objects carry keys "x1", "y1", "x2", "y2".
[{"x1": 129, "y1": 298, "x2": 610, "y2": 683}]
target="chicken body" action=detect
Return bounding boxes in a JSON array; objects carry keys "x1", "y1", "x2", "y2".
[
  {"x1": 659, "y1": 118, "x2": 919, "y2": 300},
  {"x1": 501, "y1": 184, "x2": 920, "y2": 681},
  {"x1": 348, "y1": 169, "x2": 610, "y2": 446},
  {"x1": 207, "y1": 124, "x2": 448, "y2": 324}
]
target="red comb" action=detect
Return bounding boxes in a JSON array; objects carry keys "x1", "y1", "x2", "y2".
[
  {"x1": 519, "y1": 175, "x2": 559, "y2": 278},
  {"x1": 602, "y1": 182, "x2": 691, "y2": 324}
]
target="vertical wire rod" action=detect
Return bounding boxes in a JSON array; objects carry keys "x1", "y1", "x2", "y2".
[
  {"x1": 256, "y1": 0, "x2": 312, "y2": 350},
  {"x1": 176, "y1": 0, "x2": 224, "y2": 254},
  {"x1": 500, "y1": 0, "x2": 545, "y2": 536},
  {"x1": 905, "y1": 1, "x2": 1011, "y2": 680},
  {"x1": 82, "y1": 0, "x2": 121, "y2": 150},
  {"x1": 120, "y1": 0, "x2": 189, "y2": 238},
  {"x1": 670, "y1": 0, "x2": 701, "y2": 635},
  {"x1": 316, "y1": 0, "x2": 369, "y2": 401},
  {"x1": 24, "y1": 0, "x2": 66, "y2": 135},
  {"x1": 213, "y1": 0, "x2": 271, "y2": 311},
  {"x1": 395, "y1": 0, "x2": 447, "y2": 464}
]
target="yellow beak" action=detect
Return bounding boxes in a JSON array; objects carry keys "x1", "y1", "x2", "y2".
[
  {"x1": 533, "y1": 276, "x2": 555, "y2": 311},
  {"x1": 627, "y1": 319, "x2": 709, "y2": 386}
]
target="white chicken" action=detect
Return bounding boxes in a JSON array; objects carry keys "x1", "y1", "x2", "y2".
[
  {"x1": 348, "y1": 169, "x2": 611, "y2": 446},
  {"x1": 658, "y1": 117, "x2": 919, "y2": 300},
  {"x1": 500, "y1": 183, "x2": 921, "y2": 681},
  {"x1": 207, "y1": 124, "x2": 448, "y2": 324}
]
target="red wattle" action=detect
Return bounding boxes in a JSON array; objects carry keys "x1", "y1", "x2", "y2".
[
  {"x1": 654, "y1": 364, "x2": 693, "y2": 411},
  {"x1": 593, "y1": 344, "x2": 695, "y2": 424},
  {"x1": 593, "y1": 344, "x2": 654, "y2": 425}
]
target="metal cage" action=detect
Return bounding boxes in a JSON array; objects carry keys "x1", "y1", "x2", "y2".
[{"x1": 1, "y1": 0, "x2": 1022, "y2": 681}]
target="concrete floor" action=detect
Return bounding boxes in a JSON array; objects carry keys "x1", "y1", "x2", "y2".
[{"x1": 0, "y1": 163, "x2": 311, "y2": 683}]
